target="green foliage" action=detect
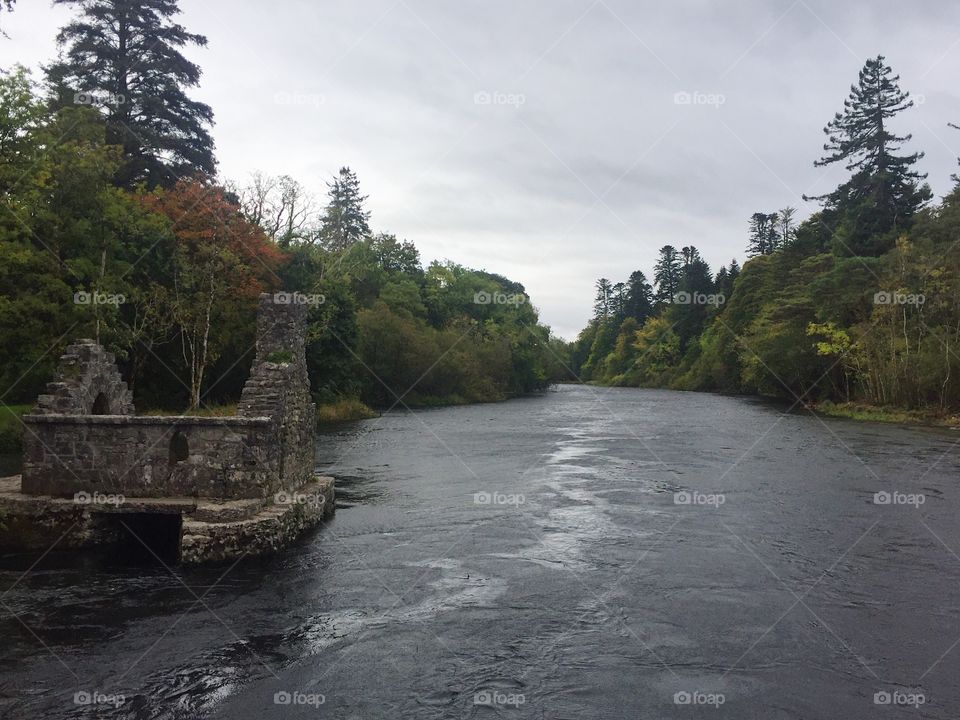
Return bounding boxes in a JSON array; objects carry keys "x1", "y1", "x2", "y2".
[
  {"x1": 572, "y1": 57, "x2": 960, "y2": 416},
  {"x1": 266, "y1": 351, "x2": 293, "y2": 364},
  {"x1": 49, "y1": 0, "x2": 216, "y2": 187}
]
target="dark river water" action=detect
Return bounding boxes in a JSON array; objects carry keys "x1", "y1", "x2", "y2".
[{"x1": 3, "y1": 385, "x2": 960, "y2": 719}]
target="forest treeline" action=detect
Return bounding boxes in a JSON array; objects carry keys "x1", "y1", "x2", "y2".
[
  {"x1": 571, "y1": 56, "x2": 960, "y2": 414},
  {"x1": 0, "y1": 0, "x2": 564, "y2": 430}
]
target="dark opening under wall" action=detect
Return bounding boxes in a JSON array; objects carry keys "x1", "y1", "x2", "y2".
[{"x1": 108, "y1": 513, "x2": 183, "y2": 565}]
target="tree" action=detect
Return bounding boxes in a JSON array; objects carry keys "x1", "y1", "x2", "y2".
[
  {"x1": 238, "y1": 172, "x2": 318, "y2": 247},
  {"x1": 653, "y1": 245, "x2": 682, "y2": 303},
  {"x1": 593, "y1": 277, "x2": 612, "y2": 319},
  {"x1": 319, "y1": 167, "x2": 371, "y2": 252},
  {"x1": 747, "y1": 212, "x2": 779, "y2": 256},
  {"x1": 805, "y1": 55, "x2": 930, "y2": 255},
  {"x1": 624, "y1": 270, "x2": 654, "y2": 322},
  {"x1": 140, "y1": 179, "x2": 283, "y2": 408},
  {"x1": 49, "y1": 0, "x2": 216, "y2": 188},
  {"x1": 610, "y1": 282, "x2": 626, "y2": 319},
  {"x1": 777, "y1": 206, "x2": 797, "y2": 247}
]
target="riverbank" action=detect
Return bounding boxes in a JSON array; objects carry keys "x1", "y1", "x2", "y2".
[{"x1": 810, "y1": 399, "x2": 960, "y2": 428}]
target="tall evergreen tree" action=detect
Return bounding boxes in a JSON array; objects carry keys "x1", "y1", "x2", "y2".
[
  {"x1": 319, "y1": 167, "x2": 371, "y2": 252},
  {"x1": 653, "y1": 245, "x2": 682, "y2": 303},
  {"x1": 593, "y1": 277, "x2": 612, "y2": 320},
  {"x1": 805, "y1": 55, "x2": 930, "y2": 255},
  {"x1": 610, "y1": 281, "x2": 626, "y2": 320},
  {"x1": 48, "y1": 0, "x2": 216, "y2": 188},
  {"x1": 747, "y1": 212, "x2": 779, "y2": 256},
  {"x1": 728, "y1": 259, "x2": 741, "y2": 285},
  {"x1": 777, "y1": 206, "x2": 797, "y2": 247},
  {"x1": 624, "y1": 270, "x2": 654, "y2": 322}
]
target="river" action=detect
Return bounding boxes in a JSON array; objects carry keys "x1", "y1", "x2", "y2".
[{"x1": 2, "y1": 384, "x2": 959, "y2": 718}]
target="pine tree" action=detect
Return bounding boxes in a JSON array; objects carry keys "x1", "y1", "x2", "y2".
[
  {"x1": 777, "y1": 206, "x2": 797, "y2": 247},
  {"x1": 653, "y1": 245, "x2": 682, "y2": 303},
  {"x1": 593, "y1": 278, "x2": 612, "y2": 320},
  {"x1": 49, "y1": 0, "x2": 216, "y2": 188},
  {"x1": 610, "y1": 282, "x2": 626, "y2": 319},
  {"x1": 747, "y1": 212, "x2": 779, "y2": 256},
  {"x1": 624, "y1": 270, "x2": 653, "y2": 322},
  {"x1": 728, "y1": 259, "x2": 741, "y2": 285},
  {"x1": 805, "y1": 55, "x2": 930, "y2": 255},
  {"x1": 319, "y1": 167, "x2": 371, "y2": 252}
]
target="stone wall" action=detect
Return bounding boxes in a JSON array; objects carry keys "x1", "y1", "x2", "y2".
[
  {"x1": 21, "y1": 415, "x2": 277, "y2": 498},
  {"x1": 32, "y1": 340, "x2": 134, "y2": 416},
  {"x1": 21, "y1": 293, "x2": 317, "y2": 501}
]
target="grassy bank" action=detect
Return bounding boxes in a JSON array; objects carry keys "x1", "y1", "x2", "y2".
[
  {"x1": 316, "y1": 398, "x2": 378, "y2": 424},
  {"x1": 811, "y1": 400, "x2": 960, "y2": 428}
]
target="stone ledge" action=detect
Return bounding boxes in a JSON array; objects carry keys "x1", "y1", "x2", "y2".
[{"x1": 22, "y1": 414, "x2": 272, "y2": 427}]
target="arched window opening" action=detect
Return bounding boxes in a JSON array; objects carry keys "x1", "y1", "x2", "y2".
[
  {"x1": 91, "y1": 392, "x2": 110, "y2": 415},
  {"x1": 169, "y1": 431, "x2": 189, "y2": 464}
]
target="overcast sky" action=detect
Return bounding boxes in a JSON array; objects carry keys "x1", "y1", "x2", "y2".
[{"x1": 2, "y1": 0, "x2": 959, "y2": 338}]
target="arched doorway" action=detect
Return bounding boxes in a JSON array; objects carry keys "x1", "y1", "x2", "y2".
[{"x1": 90, "y1": 392, "x2": 110, "y2": 415}]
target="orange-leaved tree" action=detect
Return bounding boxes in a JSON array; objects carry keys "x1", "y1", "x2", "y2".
[{"x1": 140, "y1": 178, "x2": 284, "y2": 409}]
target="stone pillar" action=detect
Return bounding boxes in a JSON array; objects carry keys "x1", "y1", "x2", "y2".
[{"x1": 238, "y1": 293, "x2": 316, "y2": 490}]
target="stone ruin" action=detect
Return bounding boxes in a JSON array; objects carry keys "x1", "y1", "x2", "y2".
[{"x1": 0, "y1": 293, "x2": 334, "y2": 564}]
